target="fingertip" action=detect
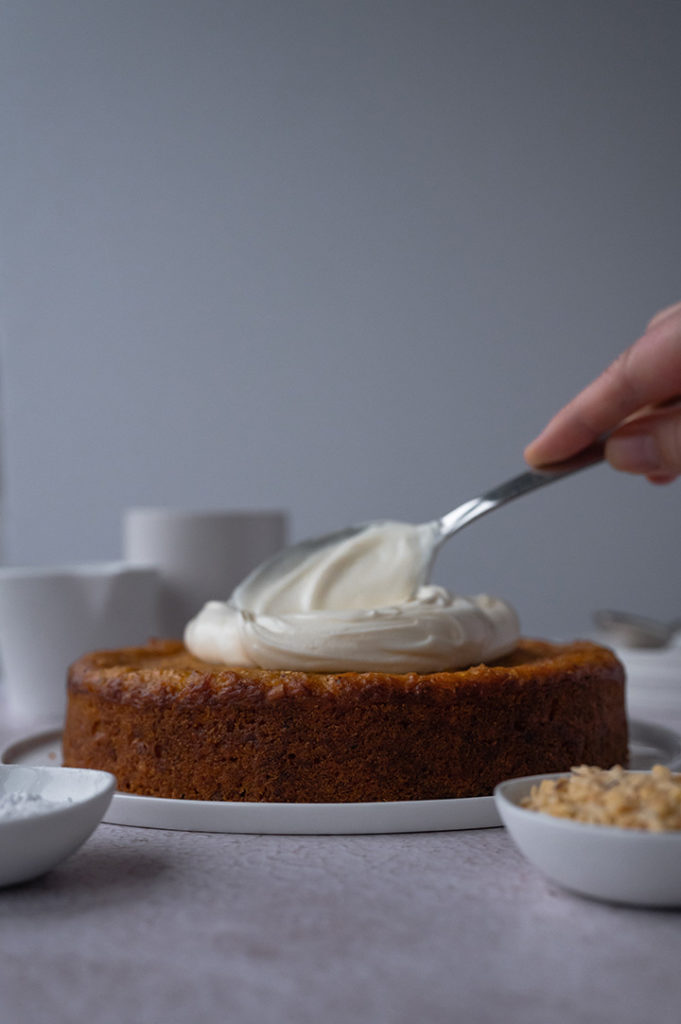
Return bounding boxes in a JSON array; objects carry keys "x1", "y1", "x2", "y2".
[
  {"x1": 523, "y1": 434, "x2": 554, "y2": 468},
  {"x1": 646, "y1": 472, "x2": 678, "y2": 485},
  {"x1": 523, "y1": 440, "x2": 542, "y2": 466},
  {"x1": 646, "y1": 299, "x2": 681, "y2": 331},
  {"x1": 523, "y1": 423, "x2": 585, "y2": 468}
]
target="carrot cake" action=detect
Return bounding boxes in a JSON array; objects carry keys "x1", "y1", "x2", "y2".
[{"x1": 62, "y1": 636, "x2": 627, "y2": 802}]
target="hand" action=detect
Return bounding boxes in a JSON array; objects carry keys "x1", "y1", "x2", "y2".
[{"x1": 524, "y1": 300, "x2": 681, "y2": 483}]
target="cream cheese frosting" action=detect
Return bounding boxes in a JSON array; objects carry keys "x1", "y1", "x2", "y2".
[{"x1": 184, "y1": 520, "x2": 520, "y2": 672}]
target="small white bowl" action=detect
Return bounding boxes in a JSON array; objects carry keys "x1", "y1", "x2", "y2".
[
  {"x1": 494, "y1": 772, "x2": 681, "y2": 907},
  {"x1": 0, "y1": 764, "x2": 116, "y2": 887}
]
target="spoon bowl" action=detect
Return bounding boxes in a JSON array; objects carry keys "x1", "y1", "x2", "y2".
[
  {"x1": 593, "y1": 609, "x2": 681, "y2": 649},
  {"x1": 233, "y1": 440, "x2": 607, "y2": 609}
]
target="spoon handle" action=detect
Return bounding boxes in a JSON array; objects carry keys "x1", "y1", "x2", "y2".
[{"x1": 438, "y1": 439, "x2": 606, "y2": 540}]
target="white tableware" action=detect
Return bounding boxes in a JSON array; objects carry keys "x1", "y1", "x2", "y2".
[
  {"x1": 0, "y1": 562, "x2": 159, "y2": 725},
  {"x1": 4, "y1": 719, "x2": 678, "y2": 835},
  {"x1": 0, "y1": 764, "x2": 115, "y2": 887},
  {"x1": 123, "y1": 508, "x2": 288, "y2": 637},
  {"x1": 616, "y1": 645, "x2": 681, "y2": 716},
  {"x1": 495, "y1": 771, "x2": 681, "y2": 907}
]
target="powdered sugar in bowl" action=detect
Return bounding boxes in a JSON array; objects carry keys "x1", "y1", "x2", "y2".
[{"x1": 0, "y1": 764, "x2": 115, "y2": 887}]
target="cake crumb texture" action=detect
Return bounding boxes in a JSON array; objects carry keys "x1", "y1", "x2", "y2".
[{"x1": 62, "y1": 638, "x2": 628, "y2": 803}]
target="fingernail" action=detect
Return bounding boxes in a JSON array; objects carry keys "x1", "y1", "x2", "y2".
[{"x1": 607, "y1": 433, "x2": 660, "y2": 473}]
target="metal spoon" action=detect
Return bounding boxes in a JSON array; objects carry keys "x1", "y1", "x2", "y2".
[
  {"x1": 235, "y1": 439, "x2": 607, "y2": 600},
  {"x1": 592, "y1": 609, "x2": 681, "y2": 649},
  {"x1": 434, "y1": 438, "x2": 606, "y2": 547}
]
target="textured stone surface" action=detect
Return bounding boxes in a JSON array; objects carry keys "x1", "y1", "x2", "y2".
[{"x1": 2, "y1": 702, "x2": 681, "y2": 1024}]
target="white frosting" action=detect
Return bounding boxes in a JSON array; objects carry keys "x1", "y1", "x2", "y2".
[
  {"x1": 232, "y1": 520, "x2": 438, "y2": 613},
  {"x1": 184, "y1": 519, "x2": 520, "y2": 673}
]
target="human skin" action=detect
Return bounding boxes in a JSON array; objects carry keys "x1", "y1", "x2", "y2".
[{"x1": 524, "y1": 300, "x2": 681, "y2": 483}]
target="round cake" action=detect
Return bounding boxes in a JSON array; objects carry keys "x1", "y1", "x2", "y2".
[{"x1": 62, "y1": 637, "x2": 628, "y2": 802}]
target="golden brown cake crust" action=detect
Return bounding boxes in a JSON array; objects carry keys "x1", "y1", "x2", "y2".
[{"x1": 62, "y1": 638, "x2": 628, "y2": 802}]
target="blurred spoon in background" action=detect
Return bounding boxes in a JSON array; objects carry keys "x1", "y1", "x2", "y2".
[{"x1": 593, "y1": 609, "x2": 681, "y2": 649}]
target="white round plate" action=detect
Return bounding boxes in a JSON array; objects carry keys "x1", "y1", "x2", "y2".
[
  {"x1": 3, "y1": 718, "x2": 679, "y2": 835},
  {"x1": 0, "y1": 764, "x2": 115, "y2": 887},
  {"x1": 495, "y1": 770, "x2": 681, "y2": 907}
]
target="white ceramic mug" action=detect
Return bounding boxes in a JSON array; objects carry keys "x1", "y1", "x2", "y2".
[
  {"x1": 0, "y1": 562, "x2": 159, "y2": 725},
  {"x1": 122, "y1": 508, "x2": 288, "y2": 638}
]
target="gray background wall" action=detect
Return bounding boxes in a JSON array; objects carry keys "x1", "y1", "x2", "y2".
[{"x1": 0, "y1": 0, "x2": 679, "y2": 640}]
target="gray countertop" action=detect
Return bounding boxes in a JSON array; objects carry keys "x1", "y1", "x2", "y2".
[{"x1": 2, "y1": 695, "x2": 681, "y2": 1024}]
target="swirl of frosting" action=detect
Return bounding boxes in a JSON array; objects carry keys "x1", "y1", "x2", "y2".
[{"x1": 184, "y1": 520, "x2": 520, "y2": 672}]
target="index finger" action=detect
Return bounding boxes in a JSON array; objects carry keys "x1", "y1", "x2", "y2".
[{"x1": 524, "y1": 313, "x2": 681, "y2": 467}]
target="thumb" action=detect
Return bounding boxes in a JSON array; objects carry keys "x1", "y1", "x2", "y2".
[{"x1": 606, "y1": 408, "x2": 681, "y2": 482}]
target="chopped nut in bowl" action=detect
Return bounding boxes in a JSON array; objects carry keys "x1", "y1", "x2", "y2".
[
  {"x1": 522, "y1": 764, "x2": 681, "y2": 832},
  {"x1": 494, "y1": 765, "x2": 681, "y2": 907}
]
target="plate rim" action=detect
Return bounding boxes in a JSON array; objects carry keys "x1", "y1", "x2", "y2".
[{"x1": 0, "y1": 727, "x2": 500, "y2": 834}]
